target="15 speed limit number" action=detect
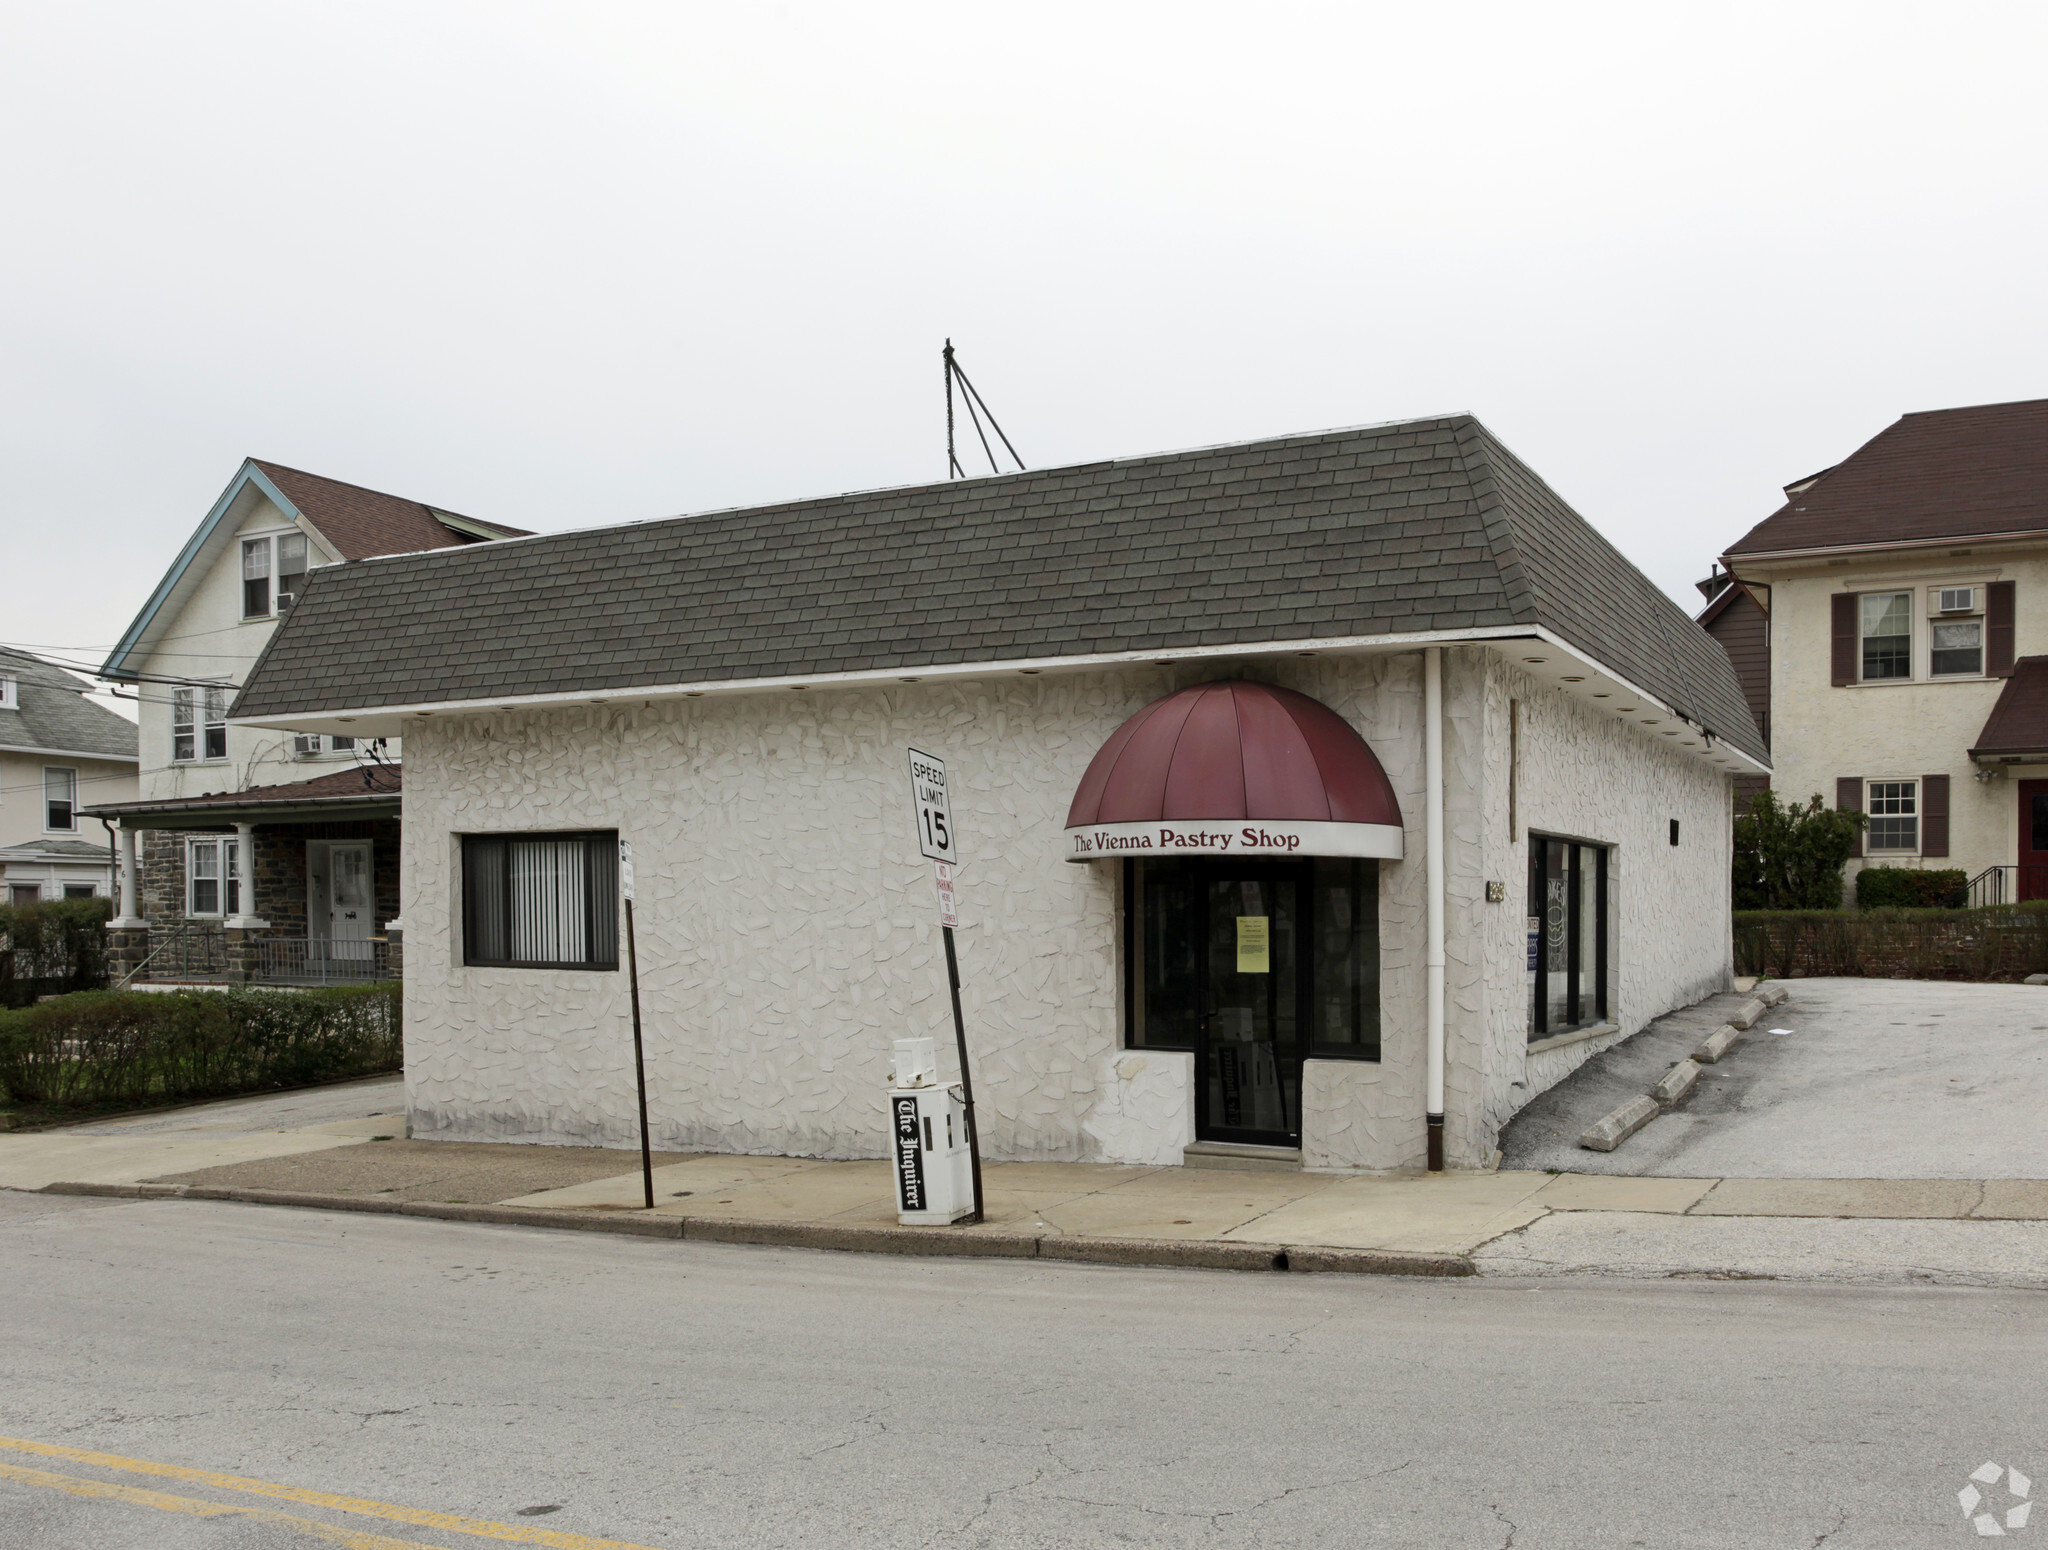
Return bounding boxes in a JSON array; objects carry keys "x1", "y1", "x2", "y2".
[{"x1": 907, "y1": 748, "x2": 958, "y2": 864}]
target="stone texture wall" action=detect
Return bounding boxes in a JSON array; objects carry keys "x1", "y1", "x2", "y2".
[
  {"x1": 400, "y1": 657, "x2": 1432, "y2": 1163},
  {"x1": 1469, "y1": 657, "x2": 1734, "y2": 1162},
  {"x1": 397, "y1": 648, "x2": 1732, "y2": 1169}
]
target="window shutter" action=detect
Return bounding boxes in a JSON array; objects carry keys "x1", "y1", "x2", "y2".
[
  {"x1": 1987, "y1": 580, "x2": 2016, "y2": 676},
  {"x1": 1921, "y1": 774, "x2": 1950, "y2": 857},
  {"x1": 1830, "y1": 593, "x2": 1857, "y2": 686},
  {"x1": 1837, "y1": 775, "x2": 1864, "y2": 857}
]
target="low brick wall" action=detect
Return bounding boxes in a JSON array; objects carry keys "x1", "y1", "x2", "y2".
[{"x1": 1734, "y1": 906, "x2": 2048, "y2": 981}]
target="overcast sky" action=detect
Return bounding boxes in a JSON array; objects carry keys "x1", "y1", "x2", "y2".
[{"x1": 5, "y1": 1, "x2": 2045, "y2": 698}]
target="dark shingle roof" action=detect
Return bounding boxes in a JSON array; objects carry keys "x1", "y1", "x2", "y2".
[
  {"x1": 0, "y1": 648, "x2": 139, "y2": 762},
  {"x1": 81, "y1": 762, "x2": 398, "y2": 820},
  {"x1": 253, "y1": 462, "x2": 531, "y2": 559},
  {"x1": 1972, "y1": 657, "x2": 2048, "y2": 759},
  {"x1": 1726, "y1": 398, "x2": 2048, "y2": 557},
  {"x1": 235, "y1": 417, "x2": 1766, "y2": 762}
]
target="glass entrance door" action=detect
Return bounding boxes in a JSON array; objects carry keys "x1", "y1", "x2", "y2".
[{"x1": 1201, "y1": 869, "x2": 1301, "y2": 1144}]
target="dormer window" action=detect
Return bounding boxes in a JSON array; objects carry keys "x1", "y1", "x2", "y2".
[
  {"x1": 243, "y1": 532, "x2": 309, "y2": 618},
  {"x1": 0, "y1": 676, "x2": 15, "y2": 710}
]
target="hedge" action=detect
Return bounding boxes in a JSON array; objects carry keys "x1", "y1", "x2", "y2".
[
  {"x1": 1733, "y1": 904, "x2": 2048, "y2": 981},
  {"x1": 1855, "y1": 867, "x2": 1969, "y2": 910},
  {"x1": 0, "y1": 983, "x2": 401, "y2": 1112},
  {"x1": 0, "y1": 897, "x2": 112, "y2": 1008}
]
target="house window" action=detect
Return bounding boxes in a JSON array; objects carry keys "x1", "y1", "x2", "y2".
[
  {"x1": 294, "y1": 733, "x2": 359, "y2": 757},
  {"x1": 1528, "y1": 836, "x2": 1608, "y2": 1041},
  {"x1": 242, "y1": 533, "x2": 309, "y2": 618},
  {"x1": 462, "y1": 831, "x2": 619, "y2": 970},
  {"x1": 63, "y1": 884, "x2": 96, "y2": 899},
  {"x1": 1929, "y1": 590, "x2": 1984, "y2": 677},
  {"x1": 1866, "y1": 781, "x2": 1918, "y2": 852},
  {"x1": 0, "y1": 676, "x2": 16, "y2": 710},
  {"x1": 1860, "y1": 592, "x2": 1912, "y2": 681},
  {"x1": 172, "y1": 686, "x2": 230, "y2": 762},
  {"x1": 186, "y1": 838, "x2": 242, "y2": 916},
  {"x1": 43, "y1": 767, "x2": 77, "y2": 831},
  {"x1": 9, "y1": 884, "x2": 39, "y2": 906}
]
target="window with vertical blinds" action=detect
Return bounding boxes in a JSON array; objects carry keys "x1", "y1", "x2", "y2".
[{"x1": 462, "y1": 832, "x2": 619, "y2": 969}]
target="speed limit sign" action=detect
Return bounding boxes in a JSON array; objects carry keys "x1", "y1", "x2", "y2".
[{"x1": 906, "y1": 748, "x2": 958, "y2": 864}]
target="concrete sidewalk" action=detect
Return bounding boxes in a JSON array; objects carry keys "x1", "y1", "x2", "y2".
[{"x1": 13, "y1": 1072, "x2": 2048, "y2": 1282}]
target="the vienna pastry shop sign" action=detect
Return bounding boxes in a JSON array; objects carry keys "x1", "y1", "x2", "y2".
[{"x1": 1063, "y1": 819, "x2": 1404, "y2": 863}]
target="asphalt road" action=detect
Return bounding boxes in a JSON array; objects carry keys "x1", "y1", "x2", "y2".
[
  {"x1": 1502, "y1": 977, "x2": 2048, "y2": 1178},
  {"x1": 4, "y1": 1192, "x2": 2047, "y2": 1548}
]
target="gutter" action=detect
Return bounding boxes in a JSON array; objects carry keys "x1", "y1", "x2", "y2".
[{"x1": 1724, "y1": 526, "x2": 2048, "y2": 567}]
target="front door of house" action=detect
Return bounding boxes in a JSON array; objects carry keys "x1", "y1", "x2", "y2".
[
  {"x1": 2020, "y1": 781, "x2": 2048, "y2": 902},
  {"x1": 309, "y1": 842, "x2": 375, "y2": 961}
]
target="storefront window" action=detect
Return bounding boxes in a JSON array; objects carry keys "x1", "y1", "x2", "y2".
[{"x1": 1527, "y1": 835, "x2": 1608, "y2": 1041}]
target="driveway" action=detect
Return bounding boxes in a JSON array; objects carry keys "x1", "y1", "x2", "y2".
[{"x1": 1500, "y1": 977, "x2": 2048, "y2": 1179}]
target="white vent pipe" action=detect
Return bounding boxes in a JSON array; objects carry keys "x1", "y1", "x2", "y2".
[{"x1": 1424, "y1": 646, "x2": 1446, "y2": 1170}]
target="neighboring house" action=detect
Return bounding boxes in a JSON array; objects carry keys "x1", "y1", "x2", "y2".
[
  {"x1": 0, "y1": 648, "x2": 139, "y2": 903},
  {"x1": 233, "y1": 415, "x2": 1767, "y2": 1171},
  {"x1": 1713, "y1": 396, "x2": 2048, "y2": 902},
  {"x1": 83, "y1": 460, "x2": 525, "y2": 981}
]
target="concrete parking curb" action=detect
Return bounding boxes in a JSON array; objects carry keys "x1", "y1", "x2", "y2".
[
  {"x1": 1693, "y1": 1025, "x2": 1742, "y2": 1064},
  {"x1": 29, "y1": 1181, "x2": 1475, "y2": 1278},
  {"x1": 1651, "y1": 1060, "x2": 1702, "y2": 1106},
  {"x1": 1727, "y1": 996, "x2": 1769, "y2": 1030},
  {"x1": 1580, "y1": 1095, "x2": 1659, "y2": 1152}
]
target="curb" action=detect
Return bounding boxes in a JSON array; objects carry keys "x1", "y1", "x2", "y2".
[{"x1": 32, "y1": 1181, "x2": 1475, "y2": 1278}]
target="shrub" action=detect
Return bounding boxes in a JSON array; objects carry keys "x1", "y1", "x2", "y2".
[
  {"x1": 1733, "y1": 903, "x2": 2048, "y2": 981},
  {"x1": 0, "y1": 983, "x2": 401, "y2": 1112},
  {"x1": 1732, "y1": 791, "x2": 1867, "y2": 911},
  {"x1": 0, "y1": 897, "x2": 113, "y2": 1008},
  {"x1": 1855, "y1": 867, "x2": 1969, "y2": 910}
]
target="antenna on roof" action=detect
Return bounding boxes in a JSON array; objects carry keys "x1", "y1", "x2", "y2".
[{"x1": 944, "y1": 340, "x2": 1025, "y2": 479}]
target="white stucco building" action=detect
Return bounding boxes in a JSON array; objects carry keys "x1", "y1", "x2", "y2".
[{"x1": 234, "y1": 416, "x2": 1767, "y2": 1170}]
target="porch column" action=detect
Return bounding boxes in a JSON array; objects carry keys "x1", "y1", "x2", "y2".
[
  {"x1": 111, "y1": 823, "x2": 144, "y2": 927},
  {"x1": 223, "y1": 822, "x2": 268, "y2": 930}
]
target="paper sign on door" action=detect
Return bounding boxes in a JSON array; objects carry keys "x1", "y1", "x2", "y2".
[{"x1": 1236, "y1": 916, "x2": 1270, "y2": 974}]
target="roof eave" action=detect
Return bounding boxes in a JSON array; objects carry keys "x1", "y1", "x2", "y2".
[
  {"x1": 231, "y1": 622, "x2": 1770, "y2": 777},
  {"x1": 1726, "y1": 526, "x2": 2048, "y2": 568}
]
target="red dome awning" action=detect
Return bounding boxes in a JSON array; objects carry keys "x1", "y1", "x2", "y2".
[{"x1": 1063, "y1": 681, "x2": 1404, "y2": 863}]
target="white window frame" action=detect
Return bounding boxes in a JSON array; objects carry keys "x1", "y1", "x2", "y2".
[
  {"x1": 171, "y1": 684, "x2": 231, "y2": 763},
  {"x1": 241, "y1": 530, "x2": 310, "y2": 620},
  {"x1": 0, "y1": 676, "x2": 17, "y2": 710},
  {"x1": 293, "y1": 733, "x2": 360, "y2": 758},
  {"x1": 1926, "y1": 583, "x2": 1986, "y2": 679},
  {"x1": 43, "y1": 766, "x2": 78, "y2": 833},
  {"x1": 1858, "y1": 591, "x2": 1914, "y2": 683},
  {"x1": 1865, "y1": 779, "x2": 1920, "y2": 855},
  {"x1": 185, "y1": 838, "x2": 241, "y2": 917}
]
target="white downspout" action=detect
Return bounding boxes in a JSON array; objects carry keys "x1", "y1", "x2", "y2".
[{"x1": 1425, "y1": 646, "x2": 1446, "y2": 1171}]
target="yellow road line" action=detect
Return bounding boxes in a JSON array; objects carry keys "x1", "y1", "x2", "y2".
[
  {"x1": 0, "y1": 1435, "x2": 668, "y2": 1550},
  {"x1": 0, "y1": 1459, "x2": 437, "y2": 1549}
]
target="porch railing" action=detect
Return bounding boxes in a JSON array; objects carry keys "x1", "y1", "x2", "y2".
[
  {"x1": 121, "y1": 919, "x2": 229, "y2": 986},
  {"x1": 1965, "y1": 866, "x2": 2048, "y2": 909},
  {"x1": 252, "y1": 937, "x2": 398, "y2": 985}
]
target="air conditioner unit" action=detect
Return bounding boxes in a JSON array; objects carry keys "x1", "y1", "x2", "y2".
[
  {"x1": 1938, "y1": 587, "x2": 1975, "y2": 613},
  {"x1": 275, "y1": 591, "x2": 295, "y2": 612}
]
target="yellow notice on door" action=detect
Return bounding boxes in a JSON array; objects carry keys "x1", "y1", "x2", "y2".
[{"x1": 1236, "y1": 916, "x2": 1270, "y2": 974}]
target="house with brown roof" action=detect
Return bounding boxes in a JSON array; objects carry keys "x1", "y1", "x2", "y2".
[
  {"x1": 86, "y1": 461, "x2": 524, "y2": 982},
  {"x1": 1712, "y1": 396, "x2": 2048, "y2": 902}
]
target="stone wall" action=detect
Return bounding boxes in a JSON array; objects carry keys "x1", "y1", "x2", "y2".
[
  {"x1": 136, "y1": 820, "x2": 400, "y2": 930},
  {"x1": 395, "y1": 648, "x2": 1734, "y2": 1169}
]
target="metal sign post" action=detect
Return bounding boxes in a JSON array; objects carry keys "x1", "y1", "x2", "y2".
[
  {"x1": 621, "y1": 839, "x2": 654, "y2": 1210},
  {"x1": 906, "y1": 749, "x2": 983, "y2": 1224}
]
